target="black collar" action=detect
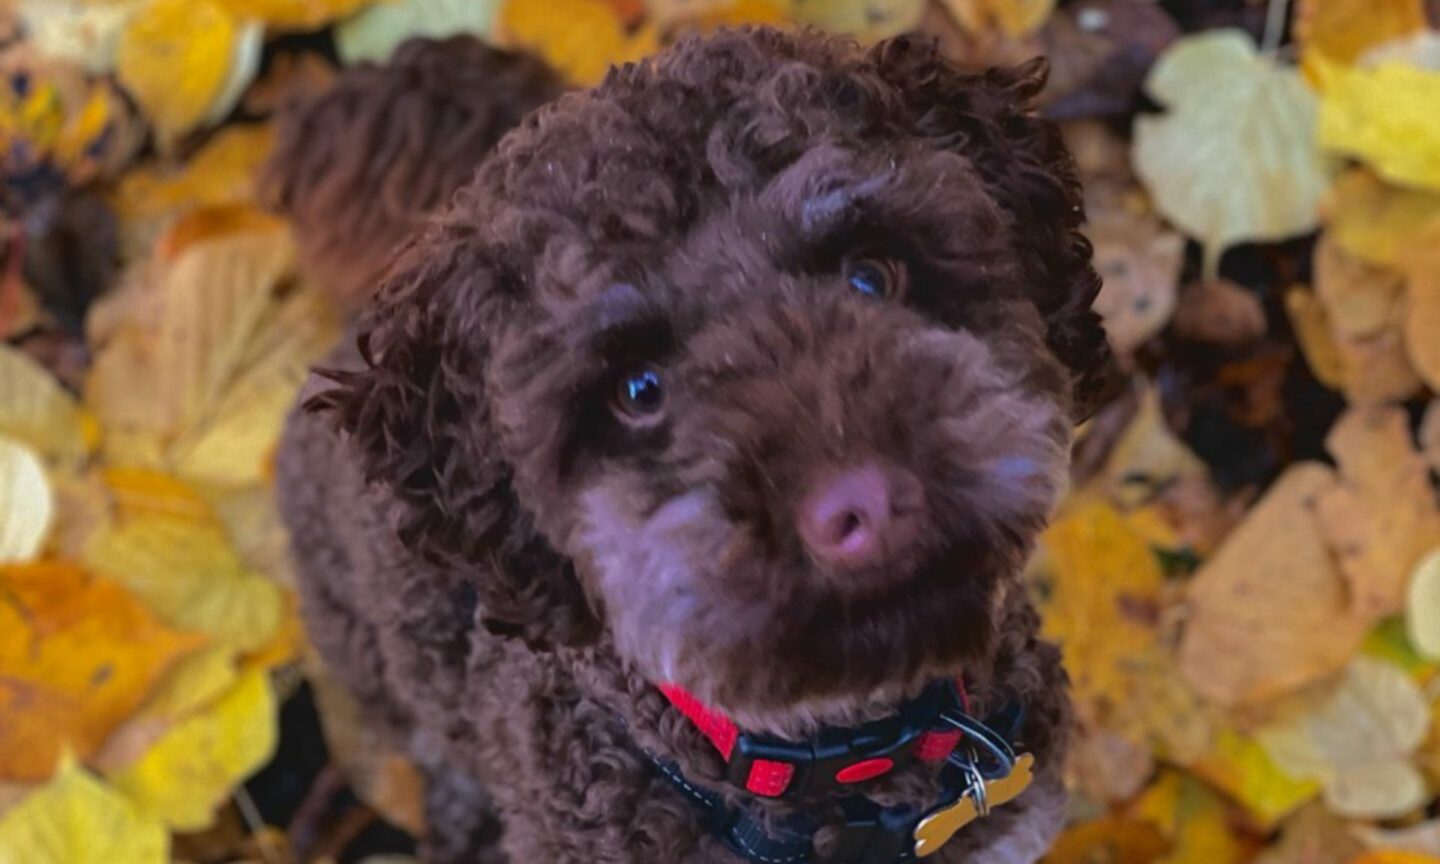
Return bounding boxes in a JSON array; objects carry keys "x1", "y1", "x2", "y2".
[{"x1": 643, "y1": 682, "x2": 1030, "y2": 864}]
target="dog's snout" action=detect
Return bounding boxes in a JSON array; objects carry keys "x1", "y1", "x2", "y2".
[{"x1": 798, "y1": 463, "x2": 919, "y2": 569}]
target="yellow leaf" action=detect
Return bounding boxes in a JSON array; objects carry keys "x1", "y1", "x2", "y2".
[
  {"x1": 0, "y1": 345, "x2": 91, "y2": 466},
  {"x1": 84, "y1": 513, "x2": 283, "y2": 656},
  {"x1": 1316, "y1": 406, "x2": 1440, "y2": 622},
  {"x1": 1286, "y1": 287, "x2": 1346, "y2": 390},
  {"x1": 110, "y1": 669, "x2": 276, "y2": 832},
  {"x1": 1348, "y1": 855, "x2": 1440, "y2": 864},
  {"x1": 1179, "y1": 464, "x2": 1368, "y2": 706},
  {"x1": 500, "y1": 0, "x2": 659, "y2": 86},
  {"x1": 91, "y1": 648, "x2": 239, "y2": 775},
  {"x1": 115, "y1": 0, "x2": 244, "y2": 143},
  {"x1": 1314, "y1": 236, "x2": 1406, "y2": 340},
  {"x1": 1044, "y1": 814, "x2": 1170, "y2": 864},
  {"x1": 112, "y1": 124, "x2": 276, "y2": 225},
  {"x1": 212, "y1": 0, "x2": 371, "y2": 30},
  {"x1": 1258, "y1": 657, "x2": 1429, "y2": 818},
  {"x1": 1407, "y1": 548, "x2": 1440, "y2": 660},
  {"x1": 0, "y1": 562, "x2": 201, "y2": 781},
  {"x1": 1316, "y1": 56, "x2": 1440, "y2": 192},
  {"x1": 1133, "y1": 772, "x2": 1251, "y2": 864},
  {"x1": 942, "y1": 0, "x2": 1053, "y2": 39},
  {"x1": 1322, "y1": 169, "x2": 1440, "y2": 269},
  {"x1": 1037, "y1": 500, "x2": 1164, "y2": 713},
  {"x1": 1186, "y1": 728, "x2": 1320, "y2": 830},
  {"x1": 645, "y1": 0, "x2": 790, "y2": 30},
  {"x1": 1134, "y1": 31, "x2": 1326, "y2": 275},
  {"x1": 792, "y1": 0, "x2": 926, "y2": 39},
  {"x1": 0, "y1": 438, "x2": 52, "y2": 563},
  {"x1": 1296, "y1": 0, "x2": 1427, "y2": 66},
  {"x1": 0, "y1": 761, "x2": 167, "y2": 864}
]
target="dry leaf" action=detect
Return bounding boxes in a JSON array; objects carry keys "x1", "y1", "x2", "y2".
[
  {"x1": 1251, "y1": 803, "x2": 1366, "y2": 864},
  {"x1": 110, "y1": 669, "x2": 276, "y2": 832},
  {"x1": 1346, "y1": 855, "x2": 1440, "y2": 864},
  {"x1": 1322, "y1": 169, "x2": 1440, "y2": 269},
  {"x1": 1315, "y1": 55, "x2": 1440, "y2": 193},
  {"x1": 1351, "y1": 821, "x2": 1440, "y2": 858},
  {"x1": 1180, "y1": 464, "x2": 1366, "y2": 706},
  {"x1": 1132, "y1": 771, "x2": 1253, "y2": 864},
  {"x1": 1088, "y1": 208, "x2": 1184, "y2": 357},
  {"x1": 1041, "y1": 0, "x2": 1180, "y2": 121},
  {"x1": 1258, "y1": 658, "x2": 1429, "y2": 819},
  {"x1": 1036, "y1": 500, "x2": 1164, "y2": 718},
  {"x1": 500, "y1": 0, "x2": 660, "y2": 86},
  {"x1": 941, "y1": 0, "x2": 1054, "y2": 38},
  {"x1": 336, "y1": 0, "x2": 501, "y2": 64},
  {"x1": 0, "y1": 760, "x2": 167, "y2": 864},
  {"x1": 1186, "y1": 729, "x2": 1321, "y2": 831},
  {"x1": 1316, "y1": 406, "x2": 1440, "y2": 622},
  {"x1": 1406, "y1": 250, "x2": 1440, "y2": 390},
  {"x1": 0, "y1": 561, "x2": 201, "y2": 781},
  {"x1": 0, "y1": 344, "x2": 92, "y2": 467},
  {"x1": 1296, "y1": 0, "x2": 1427, "y2": 66},
  {"x1": 112, "y1": 124, "x2": 277, "y2": 227},
  {"x1": 1134, "y1": 31, "x2": 1326, "y2": 274},
  {"x1": 1406, "y1": 549, "x2": 1440, "y2": 660},
  {"x1": 16, "y1": 0, "x2": 144, "y2": 76},
  {"x1": 1172, "y1": 279, "x2": 1267, "y2": 347},
  {"x1": 1314, "y1": 237, "x2": 1406, "y2": 341},
  {"x1": 1286, "y1": 288, "x2": 1346, "y2": 390},
  {"x1": 791, "y1": 0, "x2": 926, "y2": 39},
  {"x1": 0, "y1": 438, "x2": 52, "y2": 564},
  {"x1": 212, "y1": 0, "x2": 372, "y2": 30},
  {"x1": 1100, "y1": 381, "x2": 1207, "y2": 510},
  {"x1": 1044, "y1": 814, "x2": 1170, "y2": 864},
  {"x1": 84, "y1": 512, "x2": 284, "y2": 657},
  {"x1": 115, "y1": 0, "x2": 252, "y2": 144}
]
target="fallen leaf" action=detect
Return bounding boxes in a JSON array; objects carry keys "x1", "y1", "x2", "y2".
[
  {"x1": 1258, "y1": 658, "x2": 1429, "y2": 819},
  {"x1": 1314, "y1": 237, "x2": 1406, "y2": 341},
  {"x1": 0, "y1": 438, "x2": 53, "y2": 563},
  {"x1": 1044, "y1": 814, "x2": 1170, "y2": 864},
  {"x1": 1406, "y1": 250, "x2": 1440, "y2": 390},
  {"x1": 84, "y1": 513, "x2": 283, "y2": 657},
  {"x1": 1315, "y1": 55, "x2": 1440, "y2": 193},
  {"x1": 1172, "y1": 279, "x2": 1267, "y2": 347},
  {"x1": 1346, "y1": 855, "x2": 1440, "y2": 864},
  {"x1": 1065, "y1": 723, "x2": 1155, "y2": 804},
  {"x1": 647, "y1": 0, "x2": 790, "y2": 30},
  {"x1": 941, "y1": 0, "x2": 1053, "y2": 38},
  {"x1": 0, "y1": 344, "x2": 92, "y2": 467},
  {"x1": 112, "y1": 124, "x2": 277, "y2": 228},
  {"x1": 1251, "y1": 803, "x2": 1365, "y2": 864},
  {"x1": 16, "y1": 0, "x2": 144, "y2": 76},
  {"x1": 212, "y1": 0, "x2": 372, "y2": 30},
  {"x1": 1132, "y1": 771, "x2": 1253, "y2": 864},
  {"x1": 109, "y1": 669, "x2": 276, "y2": 832},
  {"x1": 336, "y1": 0, "x2": 501, "y2": 64},
  {"x1": 1406, "y1": 549, "x2": 1440, "y2": 660},
  {"x1": 1296, "y1": 0, "x2": 1427, "y2": 66},
  {"x1": 1134, "y1": 30, "x2": 1326, "y2": 274},
  {"x1": 1180, "y1": 464, "x2": 1367, "y2": 706},
  {"x1": 1040, "y1": 0, "x2": 1181, "y2": 121},
  {"x1": 1424, "y1": 400, "x2": 1440, "y2": 473},
  {"x1": 0, "y1": 561, "x2": 200, "y2": 781},
  {"x1": 1286, "y1": 287, "x2": 1346, "y2": 390},
  {"x1": 1351, "y1": 821, "x2": 1440, "y2": 857},
  {"x1": 1187, "y1": 729, "x2": 1321, "y2": 830},
  {"x1": 1037, "y1": 500, "x2": 1164, "y2": 706},
  {"x1": 1316, "y1": 406, "x2": 1440, "y2": 622},
  {"x1": 499, "y1": 0, "x2": 660, "y2": 86},
  {"x1": 1322, "y1": 169, "x2": 1440, "y2": 269},
  {"x1": 0, "y1": 760, "x2": 167, "y2": 864},
  {"x1": 1088, "y1": 208, "x2": 1184, "y2": 357},
  {"x1": 1099, "y1": 381, "x2": 1207, "y2": 510},
  {"x1": 115, "y1": 0, "x2": 251, "y2": 144}
]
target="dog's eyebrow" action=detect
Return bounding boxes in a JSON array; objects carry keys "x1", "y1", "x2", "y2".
[
  {"x1": 575, "y1": 282, "x2": 670, "y2": 357},
  {"x1": 800, "y1": 171, "x2": 894, "y2": 236}
]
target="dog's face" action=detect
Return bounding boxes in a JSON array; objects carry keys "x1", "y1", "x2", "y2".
[{"x1": 329, "y1": 29, "x2": 1108, "y2": 727}]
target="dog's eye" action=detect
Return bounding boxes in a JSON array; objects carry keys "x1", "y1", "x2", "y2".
[
  {"x1": 612, "y1": 365, "x2": 665, "y2": 424},
  {"x1": 844, "y1": 257, "x2": 906, "y2": 300}
]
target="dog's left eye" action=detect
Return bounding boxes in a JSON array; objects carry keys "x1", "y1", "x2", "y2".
[
  {"x1": 844, "y1": 257, "x2": 906, "y2": 300},
  {"x1": 612, "y1": 365, "x2": 665, "y2": 425}
]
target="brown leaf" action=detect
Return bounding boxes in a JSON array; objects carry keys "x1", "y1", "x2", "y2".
[
  {"x1": 1179, "y1": 464, "x2": 1367, "y2": 706},
  {"x1": 1089, "y1": 208, "x2": 1184, "y2": 357},
  {"x1": 1173, "y1": 279, "x2": 1267, "y2": 347},
  {"x1": 1314, "y1": 237, "x2": 1406, "y2": 341}
]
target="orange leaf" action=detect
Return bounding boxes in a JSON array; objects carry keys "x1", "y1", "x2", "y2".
[{"x1": 0, "y1": 562, "x2": 202, "y2": 781}]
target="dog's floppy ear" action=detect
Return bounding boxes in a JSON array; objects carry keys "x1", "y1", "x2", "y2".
[
  {"x1": 309, "y1": 231, "x2": 600, "y2": 648},
  {"x1": 870, "y1": 38, "x2": 1116, "y2": 419}
]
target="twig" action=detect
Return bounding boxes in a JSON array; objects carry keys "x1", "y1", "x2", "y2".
[
  {"x1": 234, "y1": 785, "x2": 285, "y2": 864},
  {"x1": 1262, "y1": 0, "x2": 1292, "y2": 54}
]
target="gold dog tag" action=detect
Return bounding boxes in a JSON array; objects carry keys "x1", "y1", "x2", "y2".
[{"x1": 912, "y1": 753, "x2": 1035, "y2": 858}]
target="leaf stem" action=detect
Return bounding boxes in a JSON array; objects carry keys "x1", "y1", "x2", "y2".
[{"x1": 1262, "y1": 0, "x2": 1292, "y2": 54}]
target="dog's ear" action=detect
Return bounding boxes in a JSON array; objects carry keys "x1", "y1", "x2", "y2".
[
  {"x1": 870, "y1": 38, "x2": 1117, "y2": 419},
  {"x1": 309, "y1": 233, "x2": 600, "y2": 648}
]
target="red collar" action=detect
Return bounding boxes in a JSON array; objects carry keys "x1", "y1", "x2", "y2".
[{"x1": 658, "y1": 678, "x2": 970, "y2": 800}]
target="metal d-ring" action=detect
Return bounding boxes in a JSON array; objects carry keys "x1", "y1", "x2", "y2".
[{"x1": 940, "y1": 711, "x2": 1018, "y2": 782}]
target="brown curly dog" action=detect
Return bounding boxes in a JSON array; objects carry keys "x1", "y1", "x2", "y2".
[
  {"x1": 261, "y1": 35, "x2": 562, "y2": 311},
  {"x1": 277, "y1": 26, "x2": 1110, "y2": 864}
]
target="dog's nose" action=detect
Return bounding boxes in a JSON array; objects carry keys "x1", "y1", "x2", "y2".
[{"x1": 799, "y1": 464, "x2": 905, "y2": 568}]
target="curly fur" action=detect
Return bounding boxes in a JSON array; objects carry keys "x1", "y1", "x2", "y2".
[
  {"x1": 260, "y1": 35, "x2": 563, "y2": 310},
  {"x1": 278, "y1": 27, "x2": 1109, "y2": 864}
]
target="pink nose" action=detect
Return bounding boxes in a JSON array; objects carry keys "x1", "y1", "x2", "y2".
[{"x1": 798, "y1": 464, "x2": 901, "y2": 568}]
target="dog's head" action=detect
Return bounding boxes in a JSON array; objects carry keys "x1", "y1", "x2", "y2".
[{"x1": 319, "y1": 28, "x2": 1109, "y2": 728}]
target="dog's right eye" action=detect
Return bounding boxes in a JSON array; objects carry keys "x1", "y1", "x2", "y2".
[{"x1": 612, "y1": 365, "x2": 665, "y2": 425}]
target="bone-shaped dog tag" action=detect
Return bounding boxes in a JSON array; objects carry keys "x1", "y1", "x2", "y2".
[{"x1": 912, "y1": 753, "x2": 1035, "y2": 858}]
